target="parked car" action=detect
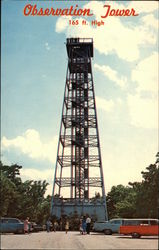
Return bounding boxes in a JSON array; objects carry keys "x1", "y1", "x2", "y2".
[
  {"x1": 29, "y1": 222, "x2": 45, "y2": 232},
  {"x1": 93, "y1": 218, "x2": 123, "y2": 235},
  {"x1": 0, "y1": 217, "x2": 24, "y2": 234},
  {"x1": 119, "y1": 218, "x2": 159, "y2": 238},
  {"x1": 32, "y1": 223, "x2": 45, "y2": 232}
]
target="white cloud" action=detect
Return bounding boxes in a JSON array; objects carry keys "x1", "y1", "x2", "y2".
[
  {"x1": 55, "y1": 1, "x2": 157, "y2": 62},
  {"x1": 1, "y1": 129, "x2": 58, "y2": 163},
  {"x1": 127, "y1": 93, "x2": 157, "y2": 129},
  {"x1": 56, "y1": 16, "x2": 71, "y2": 33},
  {"x1": 131, "y1": 52, "x2": 158, "y2": 94},
  {"x1": 21, "y1": 168, "x2": 53, "y2": 182},
  {"x1": 96, "y1": 96, "x2": 114, "y2": 112},
  {"x1": 94, "y1": 63, "x2": 127, "y2": 89},
  {"x1": 141, "y1": 14, "x2": 158, "y2": 29},
  {"x1": 127, "y1": 52, "x2": 158, "y2": 129},
  {"x1": 102, "y1": 141, "x2": 157, "y2": 192},
  {"x1": 116, "y1": 98, "x2": 123, "y2": 105}
]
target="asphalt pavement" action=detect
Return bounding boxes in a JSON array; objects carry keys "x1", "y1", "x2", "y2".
[{"x1": 1, "y1": 231, "x2": 158, "y2": 249}]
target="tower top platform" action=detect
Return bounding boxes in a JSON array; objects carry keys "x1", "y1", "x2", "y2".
[{"x1": 66, "y1": 38, "x2": 93, "y2": 58}]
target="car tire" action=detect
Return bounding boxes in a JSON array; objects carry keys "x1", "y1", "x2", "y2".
[
  {"x1": 104, "y1": 229, "x2": 112, "y2": 235},
  {"x1": 132, "y1": 232, "x2": 140, "y2": 238}
]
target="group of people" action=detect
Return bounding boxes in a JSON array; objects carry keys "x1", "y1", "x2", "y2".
[
  {"x1": 24, "y1": 215, "x2": 92, "y2": 235},
  {"x1": 46, "y1": 215, "x2": 91, "y2": 234},
  {"x1": 46, "y1": 219, "x2": 69, "y2": 234},
  {"x1": 79, "y1": 215, "x2": 91, "y2": 235}
]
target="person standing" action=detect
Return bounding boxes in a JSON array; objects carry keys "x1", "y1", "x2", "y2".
[
  {"x1": 53, "y1": 221, "x2": 58, "y2": 232},
  {"x1": 82, "y1": 216, "x2": 87, "y2": 235},
  {"x1": 65, "y1": 220, "x2": 69, "y2": 234},
  {"x1": 79, "y1": 218, "x2": 83, "y2": 234},
  {"x1": 24, "y1": 217, "x2": 30, "y2": 234},
  {"x1": 86, "y1": 215, "x2": 91, "y2": 234},
  {"x1": 46, "y1": 219, "x2": 51, "y2": 233},
  {"x1": 60, "y1": 220, "x2": 63, "y2": 231}
]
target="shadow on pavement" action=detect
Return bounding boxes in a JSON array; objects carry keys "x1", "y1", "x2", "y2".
[{"x1": 117, "y1": 236, "x2": 158, "y2": 240}]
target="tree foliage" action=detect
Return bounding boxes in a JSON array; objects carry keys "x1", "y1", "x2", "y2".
[
  {"x1": 107, "y1": 163, "x2": 159, "y2": 219},
  {"x1": 0, "y1": 161, "x2": 50, "y2": 223},
  {"x1": 0, "y1": 159, "x2": 158, "y2": 224},
  {"x1": 129, "y1": 164, "x2": 159, "y2": 218},
  {"x1": 107, "y1": 185, "x2": 136, "y2": 218},
  {"x1": 0, "y1": 172, "x2": 18, "y2": 216}
]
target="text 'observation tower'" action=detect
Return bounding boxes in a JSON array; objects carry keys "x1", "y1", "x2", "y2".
[{"x1": 51, "y1": 38, "x2": 108, "y2": 221}]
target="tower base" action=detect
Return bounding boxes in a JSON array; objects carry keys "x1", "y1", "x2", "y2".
[{"x1": 51, "y1": 198, "x2": 107, "y2": 221}]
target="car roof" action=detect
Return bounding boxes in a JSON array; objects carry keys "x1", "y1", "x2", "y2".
[
  {"x1": 109, "y1": 218, "x2": 123, "y2": 220},
  {"x1": 122, "y1": 218, "x2": 158, "y2": 221}
]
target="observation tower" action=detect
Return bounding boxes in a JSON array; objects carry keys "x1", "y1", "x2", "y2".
[{"x1": 51, "y1": 38, "x2": 108, "y2": 221}]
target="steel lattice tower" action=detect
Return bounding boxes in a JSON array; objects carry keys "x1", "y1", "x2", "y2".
[{"x1": 51, "y1": 38, "x2": 108, "y2": 221}]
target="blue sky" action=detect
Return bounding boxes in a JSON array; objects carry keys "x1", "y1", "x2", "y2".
[{"x1": 1, "y1": 1, "x2": 158, "y2": 195}]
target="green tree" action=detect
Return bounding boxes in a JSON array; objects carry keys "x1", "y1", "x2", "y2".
[
  {"x1": 36, "y1": 195, "x2": 52, "y2": 224},
  {"x1": 15, "y1": 180, "x2": 49, "y2": 221},
  {"x1": 0, "y1": 161, "x2": 49, "y2": 222},
  {"x1": 130, "y1": 164, "x2": 159, "y2": 218},
  {"x1": 106, "y1": 184, "x2": 136, "y2": 218},
  {"x1": 0, "y1": 162, "x2": 22, "y2": 185},
  {"x1": 0, "y1": 162, "x2": 23, "y2": 217},
  {"x1": 0, "y1": 172, "x2": 18, "y2": 217}
]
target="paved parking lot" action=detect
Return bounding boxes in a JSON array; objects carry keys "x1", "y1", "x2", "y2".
[{"x1": 1, "y1": 231, "x2": 158, "y2": 249}]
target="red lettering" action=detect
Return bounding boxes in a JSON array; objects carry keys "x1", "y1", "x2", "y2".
[
  {"x1": 124, "y1": 9, "x2": 130, "y2": 16},
  {"x1": 77, "y1": 9, "x2": 83, "y2": 16},
  {"x1": 101, "y1": 4, "x2": 139, "y2": 19},
  {"x1": 61, "y1": 9, "x2": 69, "y2": 16},
  {"x1": 50, "y1": 8, "x2": 55, "y2": 15},
  {"x1": 109, "y1": 9, "x2": 116, "y2": 16},
  {"x1": 55, "y1": 9, "x2": 62, "y2": 15},
  {"x1": 23, "y1": 4, "x2": 32, "y2": 16},
  {"x1": 82, "y1": 9, "x2": 93, "y2": 16},
  {"x1": 132, "y1": 8, "x2": 139, "y2": 16},
  {"x1": 119, "y1": 10, "x2": 125, "y2": 16},
  {"x1": 31, "y1": 5, "x2": 38, "y2": 16},
  {"x1": 44, "y1": 8, "x2": 50, "y2": 16},
  {"x1": 37, "y1": 8, "x2": 43, "y2": 16},
  {"x1": 101, "y1": 5, "x2": 110, "y2": 18},
  {"x1": 23, "y1": 3, "x2": 138, "y2": 18}
]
